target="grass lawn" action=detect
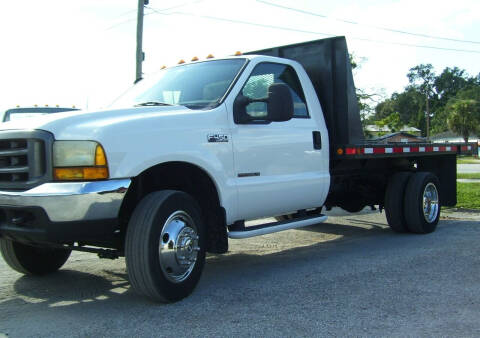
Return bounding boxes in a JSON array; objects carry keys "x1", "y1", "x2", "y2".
[
  {"x1": 457, "y1": 156, "x2": 480, "y2": 164},
  {"x1": 456, "y1": 182, "x2": 480, "y2": 209},
  {"x1": 457, "y1": 173, "x2": 480, "y2": 179}
]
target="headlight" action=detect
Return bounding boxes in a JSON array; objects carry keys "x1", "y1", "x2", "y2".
[{"x1": 53, "y1": 141, "x2": 109, "y2": 180}]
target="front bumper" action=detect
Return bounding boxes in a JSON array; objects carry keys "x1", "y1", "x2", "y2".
[{"x1": 0, "y1": 179, "x2": 131, "y2": 243}]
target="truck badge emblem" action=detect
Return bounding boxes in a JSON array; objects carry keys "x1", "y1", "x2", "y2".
[{"x1": 207, "y1": 134, "x2": 229, "y2": 143}]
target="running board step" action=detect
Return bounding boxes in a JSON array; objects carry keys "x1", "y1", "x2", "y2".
[{"x1": 228, "y1": 215, "x2": 328, "y2": 239}]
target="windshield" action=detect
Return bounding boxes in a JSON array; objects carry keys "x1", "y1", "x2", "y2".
[{"x1": 112, "y1": 58, "x2": 247, "y2": 110}]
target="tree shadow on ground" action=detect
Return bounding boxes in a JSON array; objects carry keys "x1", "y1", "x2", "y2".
[{"x1": 12, "y1": 269, "x2": 130, "y2": 303}]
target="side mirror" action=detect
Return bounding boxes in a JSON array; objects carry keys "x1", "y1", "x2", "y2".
[
  {"x1": 233, "y1": 83, "x2": 294, "y2": 124},
  {"x1": 233, "y1": 95, "x2": 251, "y2": 124},
  {"x1": 266, "y1": 83, "x2": 293, "y2": 122}
]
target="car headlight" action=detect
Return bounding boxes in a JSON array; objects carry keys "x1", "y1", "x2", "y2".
[{"x1": 53, "y1": 141, "x2": 109, "y2": 180}]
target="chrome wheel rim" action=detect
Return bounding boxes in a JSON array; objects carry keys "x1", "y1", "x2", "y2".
[
  {"x1": 423, "y1": 183, "x2": 439, "y2": 223},
  {"x1": 159, "y1": 210, "x2": 200, "y2": 283}
]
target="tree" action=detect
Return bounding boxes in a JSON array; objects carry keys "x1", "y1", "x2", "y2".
[
  {"x1": 356, "y1": 88, "x2": 382, "y2": 127},
  {"x1": 407, "y1": 64, "x2": 437, "y2": 139},
  {"x1": 434, "y1": 67, "x2": 469, "y2": 107},
  {"x1": 447, "y1": 99, "x2": 480, "y2": 143},
  {"x1": 467, "y1": 73, "x2": 480, "y2": 87},
  {"x1": 375, "y1": 112, "x2": 403, "y2": 133},
  {"x1": 456, "y1": 85, "x2": 480, "y2": 102},
  {"x1": 350, "y1": 53, "x2": 382, "y2": 128},
  {"x1": 430, "y1": 108, "x2": 450, "y2": 134},
  {"x1": 374, "y1": 87, "x2": 426, "y2": 134},
  {"x1": 433, "y1": 85, "x2": 480, "y2": 135},
  {"x1": 373, "y1": 65, "x2": 480, "y2": 139},
  {"x1": 407, "y1": 64, "x2": 437, "y2": 95}
]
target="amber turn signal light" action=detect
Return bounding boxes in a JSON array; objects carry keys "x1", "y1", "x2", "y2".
[{"x1": 54, "y1": 167, "x2": 108, "y2": 180}]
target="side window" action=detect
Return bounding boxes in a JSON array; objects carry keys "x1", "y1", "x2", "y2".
[{"x1": 240, "y1": 62, "x2": 309, "y2": 119}]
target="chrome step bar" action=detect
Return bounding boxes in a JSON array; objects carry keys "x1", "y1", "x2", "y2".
[{"x1": 228, "y1": 215, "x2": 328, "y2": 239}]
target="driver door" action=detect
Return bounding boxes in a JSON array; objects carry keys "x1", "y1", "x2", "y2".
[{"x1": 229, "y1": 62, "x2": 327, "y2": 221}]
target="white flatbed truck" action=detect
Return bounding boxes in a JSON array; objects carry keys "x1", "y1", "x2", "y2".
[{"x1": 0, "y1": 37, "x2": 462, "y2": 302}]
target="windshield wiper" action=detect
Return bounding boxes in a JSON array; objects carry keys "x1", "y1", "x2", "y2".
[{"x1": 134, "y1": 101, "x2": 173, "y2": 107}]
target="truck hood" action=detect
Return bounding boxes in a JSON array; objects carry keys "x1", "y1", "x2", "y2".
[
  {"x1": 0, "y1": 102, "x2": 230, "y2": 181},
  {"x1": 0, "y1": 105, "x2": 202, "y2": 139}
]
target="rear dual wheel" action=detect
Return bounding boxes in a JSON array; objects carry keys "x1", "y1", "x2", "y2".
[
  {"x1": 404, "y1": 172, "x2": 440, "y2": 234},
  {"x1": 385, "y1": 172, "x2": 440, "y2": 234},
  {"x1": 385, "y1": 172, "x2": 412, "y2": 233}
]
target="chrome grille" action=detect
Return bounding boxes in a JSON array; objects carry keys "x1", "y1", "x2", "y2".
[{"x1": 0, "y1": 131, "x2": 53, "y2": 190}]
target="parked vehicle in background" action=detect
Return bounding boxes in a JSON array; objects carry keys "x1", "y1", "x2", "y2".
[
  {"x1": 0, "y1": 36, "x2": 475, "y2": 303},
  {"x1": 2, "y1": 106, "x2": 79, "y2": 122}
]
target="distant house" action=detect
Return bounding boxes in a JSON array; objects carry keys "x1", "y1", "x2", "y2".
[
  {"x1": 431, "y1": 131, "x2": 479, "y2": 156},
  {"x1": 430, "y1": 131, "x2": 479, "y2": 143},
  {"x1": 368, "y1": 132, "x2": 426, "y2": 144},
  {"x1": 364, "y1": 125, "x2": 421, "y2": 138},
  {"x1": 364, "y1": 124, "x2": 391, "y2": 136}
]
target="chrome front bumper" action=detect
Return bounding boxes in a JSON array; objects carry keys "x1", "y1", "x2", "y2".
[{"x1": 0, "y1": 179, "x2": 131, "y2": 222}]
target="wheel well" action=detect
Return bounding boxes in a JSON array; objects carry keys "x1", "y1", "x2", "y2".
[{"x1": 119, "y1": 162, "x2": 228, "y2": 253}]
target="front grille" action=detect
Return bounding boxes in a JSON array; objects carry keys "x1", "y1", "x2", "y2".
[
  {"x1": 0, "y1": 131, "x2": 53, "y2": 190},
  {"x1": 0, "y1": 139, "x2": 31, "y2": 182}
]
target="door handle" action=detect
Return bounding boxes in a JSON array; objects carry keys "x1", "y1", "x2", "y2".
[{"x1": 312, "y1": 131, "x2": 322, "y2": 150}]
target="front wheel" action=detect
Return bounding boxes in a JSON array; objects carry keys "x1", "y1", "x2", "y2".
[
  {"x1": 0, "y1": 239, "x2": 71, "y2": 275},
  {"x1": 125, "y1": 190, "x2": 206, "y2": 303},
  {"x1": 404, "y1": 172, "x2": 441, "y2": 234}
]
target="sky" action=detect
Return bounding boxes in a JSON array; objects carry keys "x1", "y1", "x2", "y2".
[{"x1": 0, "y1": 0, "x2": 479, "y2": 112}]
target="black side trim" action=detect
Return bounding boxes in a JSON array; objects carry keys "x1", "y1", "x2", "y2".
[{"x1": 238, "y1": 172, "x2": 260, "y2": 177}]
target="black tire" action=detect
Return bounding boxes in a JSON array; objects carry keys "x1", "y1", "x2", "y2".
[
  {"x1": 0, "y1": 239, "x2": 71, "y2": 275},
  {"x1": 384, "y1": 172, "x2": 412, "y2": 233},
  {"x1": 125, "y1": 190, "x2": 206, "y2": 303},
  {"x1": 404, "y1": 172, "x2": 441, "y2": 234}
]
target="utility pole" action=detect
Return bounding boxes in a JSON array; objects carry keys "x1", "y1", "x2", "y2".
[
  {"x1": 425, "y1": 93, "x2": 430, "y2": 141},
  {"x1": 135, "y1": 0, "x2": 147, "y2": 83}
]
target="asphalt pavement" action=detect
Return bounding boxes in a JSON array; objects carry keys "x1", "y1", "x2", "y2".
[{"x1": 1, "y1": 211, "x2": 479, "y2": 337}]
